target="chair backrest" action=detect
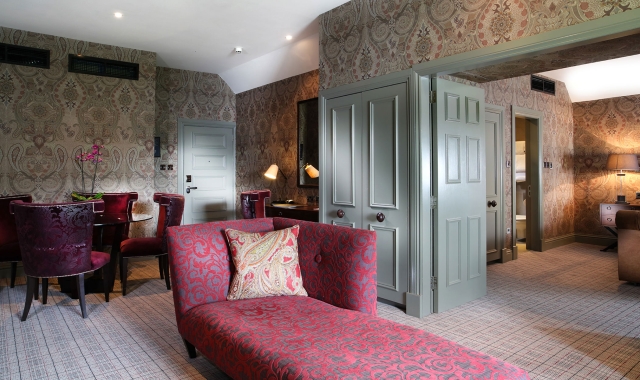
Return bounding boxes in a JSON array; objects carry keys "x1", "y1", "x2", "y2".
[
  {"x1": 10, "y1": 200, "x2": 105, "y2": 278},
  {"x1": 0, "y1": 194, "x2": 32, "y2": 247},
  {"x1": 153, "y1": 193, "x2": 185, "y2": 251},
  {"x1": 76, "y1": 192, "x2": 137, "y2": 242}
]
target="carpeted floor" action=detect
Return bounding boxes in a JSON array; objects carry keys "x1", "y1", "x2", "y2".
[{"x1": 1, "y1": 243, "x2": 639, "y2": 379}]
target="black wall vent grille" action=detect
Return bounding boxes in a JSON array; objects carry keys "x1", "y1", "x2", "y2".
[
  {"x1": 531, "y1": 75, "x2": 555, "y2": 95},
  {"x1": 0, "y1": 43, "x2": 50, "y2": 69},
  {"x1": 68, "y1": 54, "x2": 139, "y2": 80}
]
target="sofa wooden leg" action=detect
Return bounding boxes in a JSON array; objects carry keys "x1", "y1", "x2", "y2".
[{"x1": 183, "y1": 338, "x2": 197, "y2": 358}]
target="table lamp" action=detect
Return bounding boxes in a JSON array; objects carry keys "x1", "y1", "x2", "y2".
[
  {"x1": 606, "y1": 153, "x2": 639, "y2": 204},
  {"x1": 303, "y1": 163, "x2": 319, "y2": 178},
  {"x1": 264, "y1": 164, "x2": 291, "y2": 204}
]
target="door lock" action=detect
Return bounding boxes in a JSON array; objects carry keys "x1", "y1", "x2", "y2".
[{"x1": 186, "y1": 186, "x2": 198, "y2": 194}]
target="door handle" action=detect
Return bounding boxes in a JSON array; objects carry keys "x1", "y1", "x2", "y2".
[
  {"x1": 337, "y1": 209, "x2": 345, "y2": 218},
  {"x1": 186, "y1": 186, "x2": 198, "y2": 194},
  {"x1": 376, "y1": 212, "x2": 385, "y2": 222},
  {"x1": 488, "y1": 200, "x2": 497, "y2": 207}
]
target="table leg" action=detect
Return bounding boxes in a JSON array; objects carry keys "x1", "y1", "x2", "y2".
[
  {"x1": 109, "y1": 224, "x2": 126, "y2": 292},
  {"x1": 602, "y1": 226, "x2": 618, "y2": 252}
]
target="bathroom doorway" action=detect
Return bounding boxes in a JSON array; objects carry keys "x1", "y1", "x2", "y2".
[{"x1": 512, "y1": 108, "x2": 543, "y2": 254}]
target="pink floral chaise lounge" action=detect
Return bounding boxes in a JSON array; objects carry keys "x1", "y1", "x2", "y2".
[{"x1": 167, "y1": 217, "x2": 529, "y2": 379}]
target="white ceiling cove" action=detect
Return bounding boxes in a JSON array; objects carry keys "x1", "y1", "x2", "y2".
[
  {"x1": 0, "y1": 0, "x2": 350, "y2": 94},
  {"x1": 539, "y1": 54, "x2": 640, "y2": 103}
]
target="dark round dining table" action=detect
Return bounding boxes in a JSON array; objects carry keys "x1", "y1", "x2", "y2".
[{"x1": 60, "y1": 213, "x2": 152, "y2": 298}]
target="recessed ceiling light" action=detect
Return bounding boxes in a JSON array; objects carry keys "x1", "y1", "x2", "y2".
[
  {"x1": 114, "y1": 12, "x2": 123, "y2": 18},
  {"x1": 286, "y1": 35, "x2": 293, "y2": 41}
]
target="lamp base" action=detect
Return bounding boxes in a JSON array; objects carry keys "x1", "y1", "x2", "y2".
[{"x1": 616, "y1": 195, "x2": 628, "y2": 204}]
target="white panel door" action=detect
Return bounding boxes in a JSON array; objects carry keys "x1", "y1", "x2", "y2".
[
  {"x1": 180, "y1": 121, "x2": 236, "y2": 224},
  {"x1": 433, "y1": 78, "x2": 487, "y2": 312}
]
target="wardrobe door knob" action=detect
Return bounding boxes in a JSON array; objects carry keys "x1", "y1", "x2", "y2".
[
  {"x1": 337, "y1": 209, "x2": 345, "y2": 218},
  {"x1": 376, "y1": 212, "x2": 385, "y2": 222}
]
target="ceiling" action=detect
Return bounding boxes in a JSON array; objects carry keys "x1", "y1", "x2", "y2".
[
  {"x1": 539, "y1": 54, "x2": 640, "y2": 103},
  {"x1": 450, "y1": 32, "x2": 640, "y2": 103},
  {"x1": 0, "y1": 0, "x2": 350, "y2": 94}
]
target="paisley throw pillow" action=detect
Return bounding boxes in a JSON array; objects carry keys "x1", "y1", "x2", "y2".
[{"x1": 225, "y1": 225, "x2": 308, "y2": 300}]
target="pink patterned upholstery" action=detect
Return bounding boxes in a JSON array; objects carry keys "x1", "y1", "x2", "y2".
[
  {"x1": 118, "y1": 193, "x2": 184, "y2": 296},
  {"x1": 75, "y1": 192, "x2": 137, "y2": 245},
  {"x1": 11, "y1": 200, "x2": 106, "y2": 278},
  {"x1": 11, "y1": 199, "x2": 110, "y2": 320},
  {"x1": 274, "y1": 218, "x2": 377, "y2": 314},
  {"x1": 167, "y1": 218, "x2": 529, "y2": 379},
  {"x1": 167, "y1": 218, "x2": 275, "y2": 324},
  {"x1": 181, "y1": 296, "x2": 529, "y2": 379}
]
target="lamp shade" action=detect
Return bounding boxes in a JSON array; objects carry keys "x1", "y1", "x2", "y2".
[
  {"x1": 264, "y1": 164, "x2": 279, "y2": 179},
  {"x1": 304, "y1": 164, "x2": 319, "y2": 178},
  {"x1": 606, "y1": 154, "x2": 639, "y2": 171}
]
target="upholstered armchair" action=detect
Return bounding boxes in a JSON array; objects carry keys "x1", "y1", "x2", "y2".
[
  {"x1": 615, "y1": 210, "x2": 640, "y2": 283},
  {"x1": 0, "y1": 194, "x2": 32, "y2": 288},
  {"x1": 11, "y1": 200, "x2": 111, "y2": 320},
  {"x1": 74, "y1": 192, "x2": 138, "y2": 249},
  {"x1": 119, "y1": 193, "x2": 184, "y2": 296}
]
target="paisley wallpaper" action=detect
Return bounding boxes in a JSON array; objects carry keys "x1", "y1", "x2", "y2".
[
  {"x1": 476, "y1": 75, "x2": 575, "y2": 247},
  {"x1": 154, "y1": 67, "x2": 236, "y2": 195},
  {"x1": 574, "y1": 95, "x2": 640, "y2": 237},
  {"x1": 0, "y1": 26, "x2": 157, "y2": 237},
  {"x1": 236, "y1": 70, "x2": 319, "y2": 210},
  {"x1": 318, "y1": 0, "x2": 640, "y2": 90}
]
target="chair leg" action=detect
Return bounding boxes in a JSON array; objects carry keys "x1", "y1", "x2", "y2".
[
  {"x1": 21, "y1": 276, "x2": 36, "y2": 322},
  {"x1": 163, "y1": 255, "x2": 171, "y2": 290},
  {"x1": 183, "y1": 338, "x2": 197, "y2": 359},
  {"x1": 102, "y1": 264, "x2": 110, "y2": 303},
  {"x1": 158, "y1": 256, "x2": 164, "y2": 279},
  {"x1": 76, "y1": 274, "x2": 87, "y2": 318},
  {"x1": 34, "y1": 277, "x2": 39, "y2": 301},
  {"x1": 41, "y1": 278, "x2": 48, "y2": 305},
  {"x1": 10, "y1": 262, "x2": 17, "y2": 288},
  {"x1": 121, "y1": 257, "x2": 128, "y2": 296}
]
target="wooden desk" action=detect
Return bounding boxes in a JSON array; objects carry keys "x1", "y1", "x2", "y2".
[
  {"x1": 600, "y1": 203, "x2": 640, "y2": 251},
  {"x1": 266, "y1": 205, "x2": 319, "y2": 222}
]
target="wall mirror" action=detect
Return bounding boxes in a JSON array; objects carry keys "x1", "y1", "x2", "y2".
[{"x1": 297, "y1": 97, "x2": 319, "y2": 188}]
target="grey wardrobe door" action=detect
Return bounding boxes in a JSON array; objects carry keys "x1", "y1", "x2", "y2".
[
  {"x1": 323, "y1": 93, "x2": 363, "y2": 228},
  {"x1": 362, "y1": 83, "x2": 409, "y2": 305},
  {"x1": 432, "y1": 77, "x2": 487, "y2": 313}
]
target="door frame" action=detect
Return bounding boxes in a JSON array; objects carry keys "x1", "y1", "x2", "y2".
[
  {"x1": 486, "y1": 105, "x2": 506, "y2": 262},
  {"x1": 177, "y1": 118, "x2": 237, "y2": 221},
  {"x1": 413, "y1": 9, "x2": 639, "y2": 315},
  {"x1": 511, "y1": 107, "x2": 544, "y2": 254}
]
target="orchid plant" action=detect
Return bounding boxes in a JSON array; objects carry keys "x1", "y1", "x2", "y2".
[{"x1": 71, "y1": 144, "x2": 105, "y2": 201}]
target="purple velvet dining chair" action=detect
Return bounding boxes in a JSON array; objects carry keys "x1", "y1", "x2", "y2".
[
  {"x1": 11, "y1": 199, "x2": 111, "y2": 320},
  {"x1": 0, "y1": 194, "x2": 32, "y2": 288},
  {"x1": 119, "y1": 193, "x2": 184, "y2": 296},
  {"x1": 74, "y1": 192, "x2": 138, "y2": 248}
]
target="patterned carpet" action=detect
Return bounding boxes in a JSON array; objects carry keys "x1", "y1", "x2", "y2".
[{"x1": 1, "y1": 243, "x2": 639, "y2": 379}]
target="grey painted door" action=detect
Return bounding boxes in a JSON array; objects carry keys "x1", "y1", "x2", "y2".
[
  {"x1": 324, "y1": 93, "x2": 362, "y2": 229},
  {"x1": 180, "y1": 121, "x2": 236, "y2": 224},
  {"x1": 362, "y1": 83, "x2": 409, "y2": 304},
  {"x1": 323, "y1": 83, "x2": 409, "y2": 305},
  {"x1": 485, "y1": 108, "x2": 503, "y2": 262},
  {"x1": 432, "y1": 78, "x2": 487, "y2": 312}
]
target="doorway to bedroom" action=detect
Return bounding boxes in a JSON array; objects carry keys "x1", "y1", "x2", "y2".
[{"x1": 513, "y1": 111, "x2": 543, "y2": 254}]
